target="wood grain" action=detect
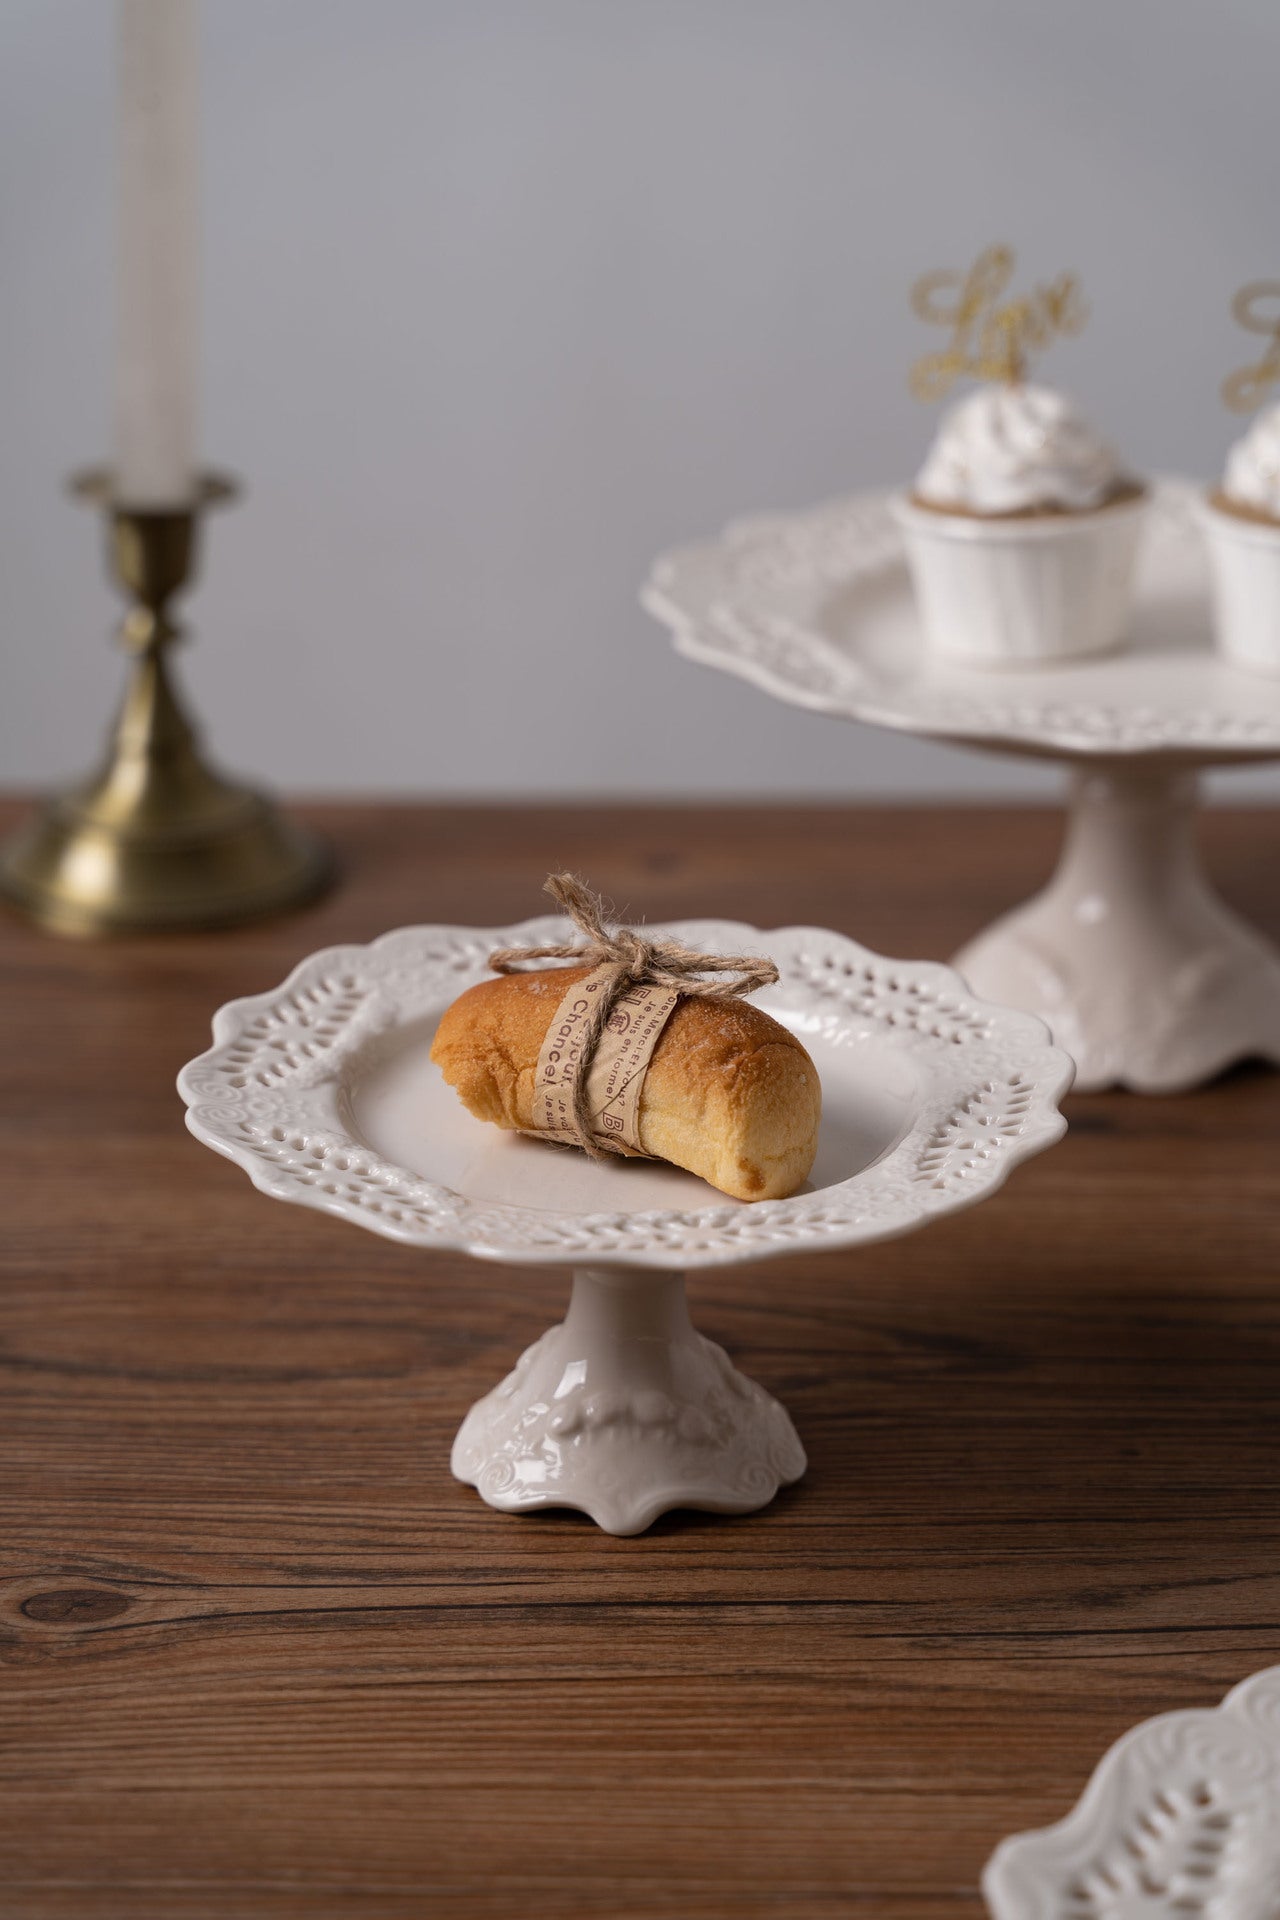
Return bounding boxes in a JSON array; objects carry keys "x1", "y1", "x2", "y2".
[{"x1": 2, "y1": 796, "x2": 1279, "y2": 1919}]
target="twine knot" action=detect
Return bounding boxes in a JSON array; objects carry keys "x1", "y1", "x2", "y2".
[{"x1": 488, "y1": 874, "x2": 779, "y2": 1160}]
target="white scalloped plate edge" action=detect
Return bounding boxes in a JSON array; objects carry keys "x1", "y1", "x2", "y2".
[
  {"x1": 983, "y1": 1664, "x2": 1280, "y2": 1918},
  {"x1": 177, "y1": 917, "x2": 1073, "y2": 1271},
  {"x1": 644, "y1": 479, "x2": 1280, "y2": 761}
]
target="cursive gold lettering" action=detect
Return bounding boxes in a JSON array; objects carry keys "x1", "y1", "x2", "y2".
[
  {"x1": 1223, "y1": 281, "x2": 1280, "y2": 413},
  {"x1": 909, "y1": 246, "x2": 1086, "y2": 402}
]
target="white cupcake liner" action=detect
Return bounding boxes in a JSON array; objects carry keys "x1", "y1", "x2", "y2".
[
  {"x1": 890, "y1": 491, "x2": 1147, "y2": 669},
  {"x1": 1198, "y1": 494, "x2": 1280, "y2": 677}
]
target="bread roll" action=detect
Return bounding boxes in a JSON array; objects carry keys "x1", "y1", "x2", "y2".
[{"x1": 430, "y1": 965, "x2": 820, "y2": 1202}]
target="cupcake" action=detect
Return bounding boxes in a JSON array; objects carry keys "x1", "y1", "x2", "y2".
[
  {"x1": 1200, "y1": 404, "x2": 1280, "y2": 675},
  {"x1": 890, "y1": 383, "x2": 1147, "y2": 668}
]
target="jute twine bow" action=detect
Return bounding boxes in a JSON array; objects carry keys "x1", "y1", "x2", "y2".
[{"x1": 488, "y1": 873, "x2": 780, "y2": 1160}]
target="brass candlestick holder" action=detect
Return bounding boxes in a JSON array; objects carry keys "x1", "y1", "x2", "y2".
[{"x1": 0, "y1": 471, "x2": 331, "y2": 935}]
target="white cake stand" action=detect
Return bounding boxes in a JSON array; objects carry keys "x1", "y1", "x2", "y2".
[
  {"x1": 645, "y1": 481, "x2": 1280, "y2": 1092},
  {"x1": 178, "y1": 917, "x2": 1070, "y2": 1535}
]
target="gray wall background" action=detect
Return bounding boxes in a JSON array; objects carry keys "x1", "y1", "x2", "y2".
[{"x1": 2, "y1": 0, "x2": 1277, "y2": 800}]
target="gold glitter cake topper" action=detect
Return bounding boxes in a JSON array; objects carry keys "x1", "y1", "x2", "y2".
[
  {"x1": 1222, "y1": 282, "x2": 1280, "y2": 413},
  {"x1": 909, "y1": 244, "x2": 1087, "y2": 402}
]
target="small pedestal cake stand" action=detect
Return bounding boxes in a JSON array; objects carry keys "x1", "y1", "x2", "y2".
[
  {"x1": 645, "y1": 481, "x2": 1280, "y2": 1092},
  {"x1": 178, "y1": 918, "x2": 1070, "y2": 1535}
]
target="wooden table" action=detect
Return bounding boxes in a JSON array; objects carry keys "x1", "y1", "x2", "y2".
[{"x1": 4, "y1": 799, "x2": 1279, "y2": 1919}]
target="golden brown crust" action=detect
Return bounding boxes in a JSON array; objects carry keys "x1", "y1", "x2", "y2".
[
  {"x1": 429, "y1": 965, "x2": 820, "y2": 1202},
  {"x1": 1207, "y1": 486, "x2": 1280, "y2": 530},
  {"x1": 907, "y1": 477, "x2": 1146, "y2": 521}
]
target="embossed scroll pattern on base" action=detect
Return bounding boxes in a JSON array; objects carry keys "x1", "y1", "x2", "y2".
[{"x1": 450, "y1": 1267, "x2": 807, "y2": 1535}]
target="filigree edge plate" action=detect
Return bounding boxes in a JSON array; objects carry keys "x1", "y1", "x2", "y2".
[
  {"x1": 984, "y1": 1664, "x2": 1280, "y2": 1918},
  {"x1": 177, "y1": 917, "x2": 1073, "y2": 1272},
  {"x1": 643, "y1": 480, "x2": 1280, "y2": 761}
]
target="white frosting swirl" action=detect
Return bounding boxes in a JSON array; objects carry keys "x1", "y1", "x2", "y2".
[
  {"x1": 914, "y1": 383, "x2": 1126, "y2": 514},
  {"x1": 1223, "y1": 404, "x2": 1280, "y2": 519}
]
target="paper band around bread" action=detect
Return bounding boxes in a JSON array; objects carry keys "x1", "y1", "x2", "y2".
[
  {"x1": 430, "y1": 964, "x2": 821, "y2": 1202},
  {"x1": 529, "y1": 966, "x2": 680, "y2": 1156}
]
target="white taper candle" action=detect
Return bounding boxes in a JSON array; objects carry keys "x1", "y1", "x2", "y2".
[{"x1": 115, "y1": 0, "x2": 198, "y2": 506}]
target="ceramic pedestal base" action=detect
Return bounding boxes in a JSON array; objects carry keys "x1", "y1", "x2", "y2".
[
  {"x1": 955, "y1": 765, "x2": 1280, "y2": 1093},
  {"x1": 450, "y1": 1266, "x2": 806, "y2": 1536}
]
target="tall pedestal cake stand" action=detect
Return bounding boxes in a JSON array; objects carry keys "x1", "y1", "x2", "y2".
[
  {"x1": 646, "y1": 480, "x2": 1280, "y2": 1093},
  {"x1": 179, "y1": 917, "x2": 1070, "y2": 1535}
]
